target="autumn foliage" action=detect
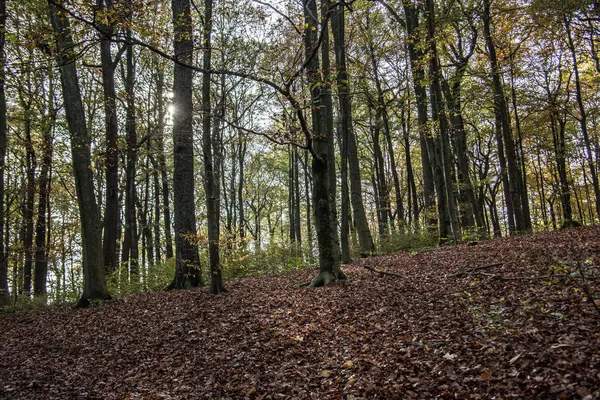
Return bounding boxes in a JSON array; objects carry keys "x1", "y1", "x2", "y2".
[{"x1": 1, "y1": 226, "x2": 599, "y2": 398}]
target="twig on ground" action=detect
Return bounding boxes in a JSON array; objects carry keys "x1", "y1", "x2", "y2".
[
  {"x1": 362, "y1": 265, "x2": 407, "y2": 278},
  {"x1": 446, "y1": 262, "x2": 503, "y2": 278}
]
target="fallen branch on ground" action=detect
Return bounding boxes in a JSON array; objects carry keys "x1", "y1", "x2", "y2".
[
  {"x1": 446, "y1": 262, "x2": 503, "y2": 278},
  {"x1": 363, "y1": 265, "x2": 409, "y2": 278}
]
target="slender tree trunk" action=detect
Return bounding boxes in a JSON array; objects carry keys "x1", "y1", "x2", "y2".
[
  {"x1": 565, "y1": 15, "x2": 600, "y2": 220},
  {"x1": 49, "y1": 0, "x2": 110, "y2": 306},
  {"x1": 370, "y1": 102, "x2": 390, "y2": 237},
  {"x1": 331, "y1": 1, "x2": 374, "y2": 255},
  {"x1": 399, "y1": 108, "x2": 419, "y2": 228},
  {"x1": 303, "y1": 149, "x2": 314, "y2": 260},
  {"x1": 202, "y1": 0, "x2": 224, "y2": 294},
  {"x1": 403, "y1": 3, "x2": 437, "y2": 232},
  {"x1": 238, "y1": 130, "x2": 246, "y2": 240},
  {"x1": 483, "y1": 0, "x2": 526, "y2": 233},
  {"x1": 34, "y1": 76, "x2": 55, "y2": 296},
  {"x1": 22, "y1": 102, "x2": 35, "y2": 294},
  {"x1": 122, "y1": 26, "x2": 138, "y2": 276},
  {"x1": 0, "y1": 0, "x2": 8, "y2": 307},
  {"x1": 509, "y1": 56, "x2": 532, "y2": 230},
  {"x1": 556, "y1": 116, "x2": 572, "y2": 221},
  {"x1": 288, "y1": 146, "x2": 296, "y2": 242},
  {"x1": 425, "y1": 0, "x2": 461, "y2": 243},
  {"x1": 168, "y1": 0, "x2": 202, "y2": 289},
  {"x1": 338, "y1": 123, "x2": 351, "y2": 263},
  {"x1": 155, "y1": 67, "x2": 173, "y2": 260},
  {"x1": 98, "y1": 0, "x2": 120, "y2": 273}
]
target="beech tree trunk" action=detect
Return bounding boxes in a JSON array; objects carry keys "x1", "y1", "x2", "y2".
[
  {"x1": 122, "y1": 27, "x2": 139, "y2": 276},
  {"x1": 168, "y1": 0, "x2": 202, "y2": 289},
  {"x1": 34, "y1": 74, "x2": 55, "y2": 296},
  {"x1": 403, "y1": 3, "x2": 437, "y2": 232},
  {"x1": 331, "y1": 1, "x2": 374, "y2": 256},
  {"x1": 320, "y1": 0, "x2": 341, "y2": 264},
  {"x1": 155, "y1": 67, "x2": 174, "y2": 260},
  {"x1": 425, "y1": 0, "x2": 461, "y2": 243},
  {"x1": 304, "y1": 0, "x2": 346, "y2": 287},
  {"x1": 98, "y1": 0, "x2": 120, "y2": 273},
  {"x1": 49, "y1": 0, "x2": 110, "y2": 306},
  {"x1": 0, "y1": 0, "x2": 8, "y2": 307},
  {"x1": 202, "y1": 0, "x2": 225, "y2": 294},
  {"x1": 565, "y1": 15, "x2": 600, "y2": 221},
  {"x1": 483, "y1": 0, "x2": 526, "y2": 233}
]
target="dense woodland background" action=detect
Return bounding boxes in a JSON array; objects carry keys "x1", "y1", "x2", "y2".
[{"x1": 0, "y1": 0, "x2": 599, "y2": 307}]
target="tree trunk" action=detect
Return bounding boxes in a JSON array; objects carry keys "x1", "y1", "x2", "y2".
[
  {"x1": 402, "y1": 108, "x2": 419, "y2": 227},
  {"x1": 320, "y1": 0, "x2": 340, "y2": 264},
  {"x1": 22, "y1": 101, "x2": 35, "y2": 294},
  {"x1": 304, "y1": 0, "x2": 346, "y2": 287},
  {"x1": 168, "y1": 0, "x2": 202, "y2": 289},
  {"x1": 565, "y1": 15, "x2": 600, "y2": 221},
  {"x1": 426, "y1": 0, "x2": 461, "y2": 244},
  {"x1": 403, "y1": 3, "x2": 437, "y2": 232},
  {"x1": 202, "y1": 0, "x2": 224, "y2": 294},
  {"x1": 49, "y1": 0, "x2": 110, "y2": 306},
  {"x1": 238, "y1": 130, "x2": 246, "y2": 240},
  {"x1": 331, "y1": 1, "x2": 374, "y2": 255},
  {"x1": 155, "y1": 67, "x2": 174, "y2": 260},
  {"x1": 122, "y1": 28, "x2": 138, "y2": 276},
  {"x1": 0, "y1": 0, "x2": 8, "y2": 307},
  {"x1": 34, "y1": 74, "x2": 55, "y2": 296},
  {"x1": 483, "y1": 0, "x2": 526, "y2": 233},
  {"x1": 98, "y1": 0, "x2": 120, "y2": 273}
]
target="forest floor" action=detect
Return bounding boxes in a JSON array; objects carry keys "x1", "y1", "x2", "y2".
[{"x1": 1, "y1": 227, "x2": 600, "y2": 399}]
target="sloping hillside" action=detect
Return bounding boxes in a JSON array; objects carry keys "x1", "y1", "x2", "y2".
[{"x1": 1, "y1": 227, "x2": 600, "y2": 399}]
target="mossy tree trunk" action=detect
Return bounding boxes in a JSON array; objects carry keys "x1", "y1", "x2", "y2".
[{"x1": 303, "y1": 0, "x2": 346, "y2": 287}]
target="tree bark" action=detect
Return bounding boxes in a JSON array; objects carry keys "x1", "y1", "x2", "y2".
[
  {"x1": 565, "y1": 15, "x2": 600, "y2": 221},
  {"x1": 331, "y1": 1, "x2": 374, "y2": 255},
  {"x1": 304, "y1": 0, "x2": 346, "y2": 287},
  {"x1": 483, "y1": 0, "x2": 526, "y2": 233},
  {"x1": 122, "y1": 24, "x2": 138, "y2": 276},
  {"x1": 0, "y1": 0, "x2": 8, "y2": 307},
  {"x1": 320, "y1": 0, "x2": 341, "y2": 264},
  {"x1": 202, "y1": 0, "x2": 224, "y2": 294},
  {"x1": 49, "y1": 0, "x2": 110, "y2": 306},
  {"x1": 97, "y1": 0, "x2": 120, "y2": 273},
  {"x1": 34, "y1": 73, "x2": 55, "y2": 296},
  {"x1": 168, "y1": 0, "x2": 202, "y2": 289},
  {"x1": 403, "y1": 3, "x2": 437, "y2": 232},
  {"x1": 425, "y1": 0, "x2": 461, "y2": 243},
  {"x1": 155, "y1": 66, "x2": 174, "y2": 260}
]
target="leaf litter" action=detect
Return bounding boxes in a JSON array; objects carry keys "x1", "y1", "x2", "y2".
[{"x1": 1, "y1": 226, "x2": 600, "y2": 399}]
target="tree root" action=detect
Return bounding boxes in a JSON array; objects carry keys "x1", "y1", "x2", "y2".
[{"x1": 308, "y1": 269, "x2": 347, "y2": 288}]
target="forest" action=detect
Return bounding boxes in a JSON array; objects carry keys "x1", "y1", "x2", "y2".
[
  {"x1": 0, "y1": 0, "x2": 597, "y2": 306},
  {"x1": 1, "y1": 0, "x2": 600, "y2": 398}
]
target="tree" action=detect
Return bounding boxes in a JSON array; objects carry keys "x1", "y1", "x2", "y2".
[
  {"x1": 202, "y1": 0, "x2": 225, "y2": 294},
  {"x1": 48, "y1": 0, "x2": 110, "y2": 307},
  {"x1": 34, "y1": 64, "x2": 56, "y2": 296},
  {"x1": 303, "y1": 0, "x2": 346, "y2": 287},
  {"x1": 168, "y1": 0, "x2": 202, "y2": 289},
  {"x1": 96, "y1": 0, "x2": 120, "y2": 273},
  {"x1": 331, "y1": 0, "x2": 375, "y2": 257},
  {"x1": 482, "y1": 0, "x2": 529, "y2": 234},
  {"x1": 0, "y1": 0, "x2": 8, "y2": 308}
]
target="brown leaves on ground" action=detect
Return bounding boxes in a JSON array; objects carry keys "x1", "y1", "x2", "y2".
[{"x1": 2, "y1": 226, "x2": 600, "y2": 399}]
